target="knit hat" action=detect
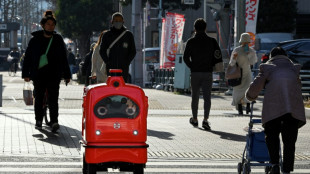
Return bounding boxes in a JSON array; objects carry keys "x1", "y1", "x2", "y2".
[{"x1": 239, "y1": 33, "x2": 251, "y2": 43}]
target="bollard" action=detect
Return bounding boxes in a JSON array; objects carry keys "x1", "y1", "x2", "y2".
[{"x1": 0, "y1": 74, "x2": 2, "y2": 107}]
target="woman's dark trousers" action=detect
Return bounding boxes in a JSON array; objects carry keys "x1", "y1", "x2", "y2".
[
  {"x1": 33, "y1": 79, "x2": 60, "y2": 124},
  {"x1": 264, "y1": 113, "x2": 299, "y2": 173}
]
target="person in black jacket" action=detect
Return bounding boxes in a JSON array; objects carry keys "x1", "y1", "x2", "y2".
[
  {"x1": 99, "y1": 12, "x2": 136, "y2": 82},
  {"x1": 183, "y1": 18, "x2": 223, "y2": 131},
  {"x1": 22, "y1": 10, "x2": 71, "y2": 132},
  {"x1": 67, "y1": 48, "x2": 76, "y2": 77},
  {"x1": 81, "y1": 43, "x2": 96, "y2": 86},
  {"x1": 8, "y1": 48, "x2": 20, "y2": 73}
]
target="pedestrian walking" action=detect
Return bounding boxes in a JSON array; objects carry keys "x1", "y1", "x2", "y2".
[
  {"x1": 91, "y1": 30, "x2": 107, "y2": 83},
  {"x1": 183, "y1": 18, "x2": 223, "y2": 130},
  {"x1": 229, "y1": 33, "x2": 257, "y2": 115},
  {"x1": 8, "y1": 48, "x2": 20, "y2": 73},
  {"x1": 246, "y1": 47, "x2": 306, "y2": 174},
  {"x1": 82, "y1": 43, "x2": 96, "y2": 86},
  {"x1": 22, "y1": 10, "x2": 71, "y2": 132},
  {"x1": 67, "y1": 47, "x2": 76, "y2": 77},
  {"x1": 99, "y1": 12, "x2": 136, "y2": 83}
]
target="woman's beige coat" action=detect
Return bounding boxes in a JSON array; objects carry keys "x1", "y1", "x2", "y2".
[
  {"x1": 91, "y1": 44, "x2": 107, "y2": 83},
  {"x1": 246, "y1": 55, "x2": 306, "y2": 127},
  {"x1": 229, "y1": 46, "x2": 257, "y2": 106}
]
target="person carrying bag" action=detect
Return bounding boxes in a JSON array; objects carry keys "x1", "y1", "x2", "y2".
[
  {"x1": 228, "y1": 33, "x2": 257, "y2": 115},
  {"x1": 99, "y1": 12, "x2": 136, "y2": 83}
]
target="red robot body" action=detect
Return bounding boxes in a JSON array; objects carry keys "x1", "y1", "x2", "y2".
[{"x1": 81, "y1": 69, "x2": 148, "y2": 174}]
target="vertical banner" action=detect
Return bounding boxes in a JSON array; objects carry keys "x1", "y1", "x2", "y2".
[
  {"x1": 160, "y1": 12, "x2": 185, "y2": 69},
  {"x1": 245, "y1": 0, "x2": 259, "y2": 47}
]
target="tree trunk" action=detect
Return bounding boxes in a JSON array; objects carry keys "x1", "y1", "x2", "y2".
[{"x1": 77, "y1": 33, "x2": 91, "y2": 60}]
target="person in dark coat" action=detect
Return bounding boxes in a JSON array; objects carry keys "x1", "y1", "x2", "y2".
[
  {"x1": 183, "y1": 18, "x2": 223, "y2": 131},
  {"x1": 82, "y1": 43, "x2": 96, "y2": 86},
  {"x1": 67, "y1": 48, "x2": 76, "y2": 77},
  {"x1": 8, "y1": 48, "x2": 20, "y2": 73},
  {"x1": 99, "y1": 12, "x2": 136, "y2": 83},
  {"x1": 246, "y1": 47, "x2": 306, "y2": 174},
  {"x1": 22, "y1": 10, "x2": 71, "y2": 132}
]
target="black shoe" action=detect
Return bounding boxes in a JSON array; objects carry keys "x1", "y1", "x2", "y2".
[
  {"x1": 51, "y1": 122, "x2": 60, "y2": 133},
  {"x1": 189, "y1": 117, "x2": 198, "y2": 127},
  {"x1": 35, "y1": 121, "x2": 42, "y2": 130},
  {"x1": 268, "y1": 165, "x2": 280, "y2": 174},
  {"x1": 202, "y1": 121, "x2": 211, "y2": 131},
  {"x1": 246, "y1": 103, "x2": 251, "y2": 114},
  {"x1": 238, "y1": 104, "x2": 243, "y2": 115}
]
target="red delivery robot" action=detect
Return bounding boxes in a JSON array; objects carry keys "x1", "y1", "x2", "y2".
[{"x1": 81, "y1": 69, "x2": 149, "y2": 174}]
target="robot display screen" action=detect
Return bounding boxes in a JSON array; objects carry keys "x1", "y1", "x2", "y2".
[{"x1": 94, "y1": 95, "x2": 140, "y2": 119}]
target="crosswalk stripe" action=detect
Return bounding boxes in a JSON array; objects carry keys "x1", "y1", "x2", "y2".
[
  {"x1": 0, "y1": 162, "x2": 81, "y2": 165},
  {"x1": 0, "y1": 168, "x2": 81, "y2": 172}
]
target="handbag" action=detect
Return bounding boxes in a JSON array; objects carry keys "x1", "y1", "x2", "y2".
[
  {"x1": 225, "y1": 63, "x2": 241, "y2": 79},
  {"x1": 23, "y1": 82, "x2": 33, "y2": 105},
  {"x1": 226, "y1": 63, "x2": 242, "y2": 87},
  {"x1": 227, "y1": 73, "x2": 242, "y2": 86},
  {"x1": 39, "y1": 36, "x2": 53, "y2": 69}
]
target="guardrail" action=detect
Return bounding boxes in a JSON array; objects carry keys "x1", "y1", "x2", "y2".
[
  {"x1": 150, "y1": 68, "x2": 310, "y2": 96},
  {"x1": 154, "y1": 68, "x2": 175, "y2": 91}
]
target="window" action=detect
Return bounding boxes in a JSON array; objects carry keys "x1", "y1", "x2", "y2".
[
  {"x1": 295, "y1": 42, "x2": 310, "y2": 54},
  {"x1": 152, "y1": 31, "x2": 159, "y2": 47},
  {"x1": 94, "y1": 95, "x2": 140, "y2": 119}
]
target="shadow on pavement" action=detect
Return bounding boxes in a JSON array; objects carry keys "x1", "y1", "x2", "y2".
[
  {"x1": 34, "y1": 125, "x2": 82, "y2": 149},
  {"x1": 198, "y1": 128, "x2": 246, "y2": 142},
  {"x1": 147, "y1": 129, "x2": 174, "y2": 140},
  {"x1": 0, "y1": 111, "x2": 81, "y2": 149},
  {"x1": 210, "y1": 130, "x2": 246, "y2": 142}
]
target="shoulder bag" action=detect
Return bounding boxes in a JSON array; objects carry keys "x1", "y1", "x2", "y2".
[
  {"x1": 38, "y1": 36, "x2": 53, "y2": 69},
  {"x1": 106, "y1": 30, "x2": 127, "y2": 57}
]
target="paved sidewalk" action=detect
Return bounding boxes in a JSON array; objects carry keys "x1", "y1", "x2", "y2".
[
  {"x1": 0, "y1": 72, "x2": 309, "y2": 163},
  {"x1": 1, "y1": 107, "x2": 310, "y2": 161}
]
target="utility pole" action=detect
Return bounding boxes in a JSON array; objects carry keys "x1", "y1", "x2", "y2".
[
  {"x1": 131, "y1": 0, "x2": 143, "y2": 86},
  {"x1": 158, "y1": 0, "x2": 162, "y2": 48},
  {"x1": 234, "y1": 0, "x2": 245, "y2": 48}
]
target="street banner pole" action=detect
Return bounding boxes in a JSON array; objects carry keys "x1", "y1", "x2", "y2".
[{"x1": 245, "y1": 0, "x2": 259, "y2": 47}]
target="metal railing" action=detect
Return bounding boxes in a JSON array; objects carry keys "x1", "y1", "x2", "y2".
[{"x1": 151, "y1": 68, "x2": 310, "y2": 96}]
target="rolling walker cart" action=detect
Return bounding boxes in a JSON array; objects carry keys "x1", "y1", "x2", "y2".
[
  {"x1": 237, "y1": 101, "x2": 282, "y2": 174},
  {"x1": 80, "y1": 69, "x2": 149, "y2": 174}
]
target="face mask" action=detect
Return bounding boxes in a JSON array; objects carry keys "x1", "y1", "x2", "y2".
[
  {"x1": 244, "y1": 44, "x2": 249, "y2": 52},
  {"x1": 113, "y1": 22, "x2": 123, "y2": 30},
  {"x1": 44, "y1": 30, "x2": 54, "y2": 36}
]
